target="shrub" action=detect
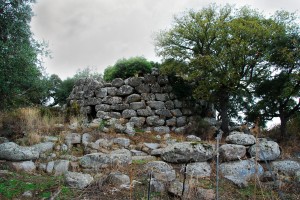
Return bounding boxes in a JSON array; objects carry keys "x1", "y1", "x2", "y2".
[{"x1": 103, "y1": 57, "x2": 153, "y2": 81}]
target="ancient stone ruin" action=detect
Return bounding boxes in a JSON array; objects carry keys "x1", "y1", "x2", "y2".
[{"x1": 67, "y1": 68, "x2": 215, "y2": 135}]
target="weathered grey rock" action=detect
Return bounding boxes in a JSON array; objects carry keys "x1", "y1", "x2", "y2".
[
  {"x1": 271, "y1": 160, "x2": 300, "y2": 176},
  {"x1": 130, "y1": 101, "x2": 146, "y2": 110},
  {"x1": 166, "y1": 118, "x2": 177, "y2": 126},
  {"x1": 95, "y1": 104, "x2": 110, "y2": 112},
  {"x1": 82, "y1": 133, "x2": 93, "y2": 146},
  {"x1": 125, "y1": 122, "x2": 136, "y2": 136},
  {"x1": 109, "y1": 112, "x2": 121, "y2": 119},
  {"x1": 110, "y1": 104, "x2": 129, "y2": 111},
  {"x1": 150, "y1": 83, "x2": 161, "y2": 93},
  {"x1": 65, "y1": 133, "x2": 81, "y2": 146},
  {"x1": 107, "y1": 87, "x2": 118, "y2": 96},
  {"x1": 0, "y1": 142, "x2": 39, "y2": 161},
  {"x1": 174, "y1": 127, "x2": 186, "y2": 134},
  {"x1": 137, "y1": 107, "x2": 154, "y2": 116},
  {"x1": 146, "y1": 116, "x2": 165, "y2": 126},
  {"x1": 181, "y1": 108, "x2": 193, "y2": 116},
  {"x1": 220, "y1": 160, "x2": 264, "y2": 179},
  {"x1": 147, "y1": 101, "x2": 165, "y2": 110},
  {"x1": 186, "y1": 135, "x2": 201, "y2": 142},
  {"x1": 183, "y1": 162, "x2": 211, "y2": 177},
  {"x1": 145, "y1": 161, "x2": 176, "y2": 182},
  {"x1": 249, "y1": 141, "x2": 280, "y2": 161},
  {"x1": 150, "y1": 178, "x2": 165, "y2": 192},
  {"x1": 111, "y1": 78, "x2": 124, "y2": 87},
  {"x1": 165, "y1": 100, "x2": 175, "y2": 110},
  {"x1": 144, "y1": 74, "x2": 156, "y2": 83},
  {"x1": 135, "y1": 84, "x2": 150, "y2": 93},
  {"x1": 31, "y1": 142, "x2": 54, "y2": 154},
  {"x1": 155, "y1": 109, "x2": 172, "y2": 118},
  {"x1": 141, "y1": 93, "x2": 155, "y2": 101},
  {"x1": 84, "y1": 97, "x2": 101, "y2": 106},
  {"x1": 144, "y1": 143, "x2": 160, "y2": 150},
  {"x1": 113, "y1": 123, "x2": 126, "y2": 133},
  {"x1": 22, "y1": 191, "x2": 33, "y2": 198},
  {"x1": 171, "y1": 109, "x2": 182, "y2": 117},
  {"x1": 46, "y1": 161, "x2": 54, "y2": 173},
  {"x1": 125, "y1": 94, "x2": 141, "y2": 103},
  {"x1": 117, "y1": 85, "x2": 134, "y2": 96},
  {"x1": 157, "y1": 75, "x2": 168, "y2": 85},
  {"x1": 64, "y1": 171, "x2": 94, "y2": 189},
  {"x1": 122, "y1": 109, "x2": 137, "y2": 118},
  {"x1": 129, "y1": 117, "x2": 145, "y2": 128},
  {"x1": 96, "y1": 111, "x2": 110, "y2": 119},
  {"x1": 161, "y1": 142, "x2": 214, "y2": 163},
  {"x1": 151, "y1": 148, "x2": 164, "y2": 156},
  {"x1": 96, "y1": 138, "x2": 113, "y2": 148},
  {"x1": 105, "y1": 172, "x2": 130, "y2": 187},
  {"x1": 177, "y1": 116, "x2": 187, "y2": 127},
  {"x1": 155, "y1": 93, "x2": 169, "y2": 101},
  {"x1": 11, "y1": 161, "x2": 36, "y2": 173},
  {"x1": 113, "y1": 138, "x2": 130, "y2": 148},
  {"x1": 153, "y1": 126, "x2": 170, "y2": 134},
  {"x1": 53, "y1": 160, "x2": 70, "y2": 176},
  {"x1": 80, "y1": 149, "x2": 132, "y2": 169},
  {"x1": 225, "y1": 133, "x2": 256, "y2": 145},
  {"x1": 173, "y1": 100, "x2": 182, "y2": 108},
  {"x1": 105, "y1": 96, "x2": 123, "y2": 105},
  {"x1": 168, "y1": 180, "x2": 188, "y2": 197},
  {"x1": 95, "y1": 88, "x2": 107, "y2": 98},
  {"x1": 220, "y1": 144, "x2": 246, "y2": 161},
  {"x1": 130, "y1": 149, "x2": 148, "y2": 156}
]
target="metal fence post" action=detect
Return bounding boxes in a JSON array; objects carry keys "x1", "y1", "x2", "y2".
[{"x1": 216, "y1": 131, "x2": 222, "y2": 200}]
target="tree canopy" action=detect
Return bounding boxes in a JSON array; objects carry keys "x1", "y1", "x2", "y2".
[
  {"x1": 103, "y1": 56, "x2": 155, "y2": 81},
  {"x1": 0, "y1": 0, "x2": 48, "y2": 110},
  {"x1": 155, "y1": 4, "x2": 279, "y2": 133}
]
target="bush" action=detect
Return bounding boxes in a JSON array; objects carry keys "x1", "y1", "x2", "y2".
[
  {"x1": 0, "y1": 107, "x2": 64, "y2": 141},
  {"x1": 103, "y1": 57, "x2": 153, "y2": 81}
]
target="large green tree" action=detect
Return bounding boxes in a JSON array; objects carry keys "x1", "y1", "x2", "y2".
[
  {"x1": 248, "y1": 11, "x2": 300, "y2": 138},
  {"x1": 0, "y1": 0, "x2": 47, "y2": 110},
  {"x1": 155, "y1": 4, "x2": 277, "y2": 133}
]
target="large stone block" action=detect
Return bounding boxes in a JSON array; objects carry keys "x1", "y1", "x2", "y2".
[
  {"x1": 147, "y1": 101, "x2": 165, "y2": 110},
  {"x1": 122, "y1": 109, "x2": 137, "y2": 118},
  {"x1": 161, "y1": 142, "x2": 214, "y2": 163},
  {"x1": 111, "y1": 78, "x2": 124, "y2": 87},
  {"x1": 125, "y1": 94, "x2": 141, "y2": 103},
  {"x1": 117, "y1": 85, "x2": 134, "y2": 96},
  {"x1": 130, "y1": 102, "x2": 146, "y2": 110}
]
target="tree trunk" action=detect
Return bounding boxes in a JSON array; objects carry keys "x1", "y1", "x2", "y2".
[
  {"x1": 219, "y1": 91, "x2": 230, "y2": 134},
  {"x1": 279, "y1": 114, "x2": 288, "y2": 140}
]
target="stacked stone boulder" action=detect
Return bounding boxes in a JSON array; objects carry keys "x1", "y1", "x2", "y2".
[{"x1": 68, "y1": 69, "x2": 213, "y2": 135}]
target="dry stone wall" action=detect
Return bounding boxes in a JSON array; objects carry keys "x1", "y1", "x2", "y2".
[{"x1": 67, "y1": 68, "x2": 214, "y2": 134}]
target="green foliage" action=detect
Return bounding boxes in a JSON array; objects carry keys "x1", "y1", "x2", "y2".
[
  {"x1": 0, "y1": 0, "x2": 49, "y2": 110},
  {"x1": 103, "y1": 56, "x2": 153, "y2": 81},
  {"x1": 247, "y1": 11, "x2": 300, "y2": 137},
  {"x1": 48, "y1": 67, "x2": 102, "y2": 106},
  {"x1": 155, "y1": 4, "x2": 289, "y2": 133}
]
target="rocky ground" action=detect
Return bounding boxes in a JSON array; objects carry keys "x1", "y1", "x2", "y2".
[{"x1": 0, "y1": 120, "x2": 300, "y2": 200}]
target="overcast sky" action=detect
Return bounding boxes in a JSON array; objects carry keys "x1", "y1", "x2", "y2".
[{"x1": 30, "y1": 0, "x2": 300, "y2": 80}]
